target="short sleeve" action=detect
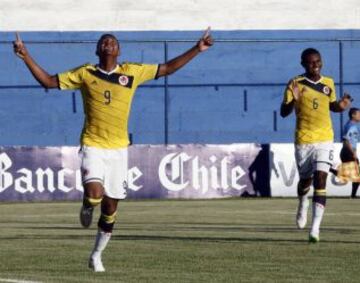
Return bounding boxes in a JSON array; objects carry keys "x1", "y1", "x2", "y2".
[
  {"x1": 329, "y1": 79, "x2": 337, "y2": 103},
  {"x1": 57, "y1": 65, "x2": 87, "y2": 90},
  {"x1": 283, "y1": 80, "x2": 294, "y2": 105},
  {"x1": 343, "y1": 125, "x2": 357, "y2": 141},
  {"x1": 135, "y1": 64, "x2": 160, "y2": 85}
]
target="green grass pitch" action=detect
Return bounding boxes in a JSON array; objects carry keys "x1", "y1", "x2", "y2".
[{"x1": 0, "y1": 199, "x2": 359, "y2": 283}]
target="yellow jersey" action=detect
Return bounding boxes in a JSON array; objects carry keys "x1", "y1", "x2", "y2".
[
  {"x1": 58, "y1": 62, "x2": 159, "y2": 149},
  {"x1": 283, "y1": 75, "x2": 337, "y2": 144}
]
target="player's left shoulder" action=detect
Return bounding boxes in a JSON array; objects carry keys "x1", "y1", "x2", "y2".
[
  {"x1": 122, "y1": 61, "x2": 145, "y2": 70},
  {"x1": 321, "y1": 75, "x2": 335, "y2": 85},
  {"x1": 124, "y1": 61, "x2": 144, "y2": 66},
  {"x1": 120, "y1": 62, "x2": 145, "y2": 75}
]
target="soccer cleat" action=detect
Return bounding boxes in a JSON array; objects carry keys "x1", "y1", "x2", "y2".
[
  {"x1": 309, "y1": 234, "x2": 320, "y2": 243},
  {"x1": 296, "y1": 197, "x2": 309, "y2": 229},
  {"x1": 80, "y1": 205, "x2": 94, "y2": 228},
  {"x1": 88, "y1": 253, "x2": 105, "y2": 272}
]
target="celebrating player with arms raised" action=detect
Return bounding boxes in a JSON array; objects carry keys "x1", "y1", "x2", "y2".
[
  {"x1": 13, "y1": 29, "x2": 213, "y2": 271},
  {"x1": 280, "y1": 48, "x2": 352, "y2": 242}
]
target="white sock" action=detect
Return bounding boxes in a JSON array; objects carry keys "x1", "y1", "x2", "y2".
[
  {"x1": 91, "y1": 230, "x2": 112, "y2": 258},
  {"x1": 310, "y1": 202, "x2": 325, "y2": 236}
]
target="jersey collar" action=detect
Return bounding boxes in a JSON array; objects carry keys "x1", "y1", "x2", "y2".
[
  {"x1": 96, "y1": 65, "x2": 119, "y2": 75},
  {"x1": 304, "y1": 75, "x2": 323, "y2": 85}
]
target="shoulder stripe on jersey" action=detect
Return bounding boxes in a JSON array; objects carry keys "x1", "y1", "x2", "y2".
[
  {"x1": 298, "y1": 79, "x2": 332, "y2": 96},
  {"x1": 155, "y1": 64, "x2": 160, "y2": 80},
  {"x1": 88, "y1": 69, "x2": 134, "y2": 88},
  {"x1": 56, "y1": 74, "x2": 61, "y2": 90}
]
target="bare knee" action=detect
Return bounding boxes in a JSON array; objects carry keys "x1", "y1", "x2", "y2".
[
  {"x1": 83, "y1": 182, "x2": 104, "y2": 208},
  {"x1": 84, "y1": 182, "x2": 104, "y2": 199},
  {"x1": 101, "y1": 196, "x2": 119, "y2": 215},
  {"x1": 98, "y1": 196, "x2": 119, "y2": 233}
]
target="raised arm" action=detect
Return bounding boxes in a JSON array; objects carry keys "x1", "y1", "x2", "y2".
[
  {"x1": 157, "y1": 27, "x2": 214, "y2": 78},
  {"x1": 330, "y1": 93, "x2": 352, "y2": 112},
  {"x1": 13, "y1": 32, "x2": 58, "y2": 89},
  {"x1": 280, "y1": 80, "x2": 302, "y2": 118}
]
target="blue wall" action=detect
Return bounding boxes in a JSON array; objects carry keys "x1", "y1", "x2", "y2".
[{"x1": 1, "y1": 30, "x2": 360, "y2": 146}]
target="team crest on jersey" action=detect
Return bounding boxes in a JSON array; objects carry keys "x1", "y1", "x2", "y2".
[
  {"x1": 323, "y1": 86, "x2": 330, "y2": 95},
  {"x1": 119, "y1": 75, "x2": 129, "y2": 86}
]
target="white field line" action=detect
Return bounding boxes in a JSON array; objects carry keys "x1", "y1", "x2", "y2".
[
  {"x1": 225, "y1": 210, "x2": 360, "y2": 216},
  {"x1": 3, "y1": 211, "x2": 360, "y2": 218},
  {"x1": 0, "y1": 278, "x2": 42, "y2": 283},
  {"x1": 5, "y1": 214, "x2": 74, "y2": 218}
]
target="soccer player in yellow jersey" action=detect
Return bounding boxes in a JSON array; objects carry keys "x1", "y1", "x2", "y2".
[
  {"x1": 13, "y1": 29, "x2": 213, "y2": 271},
  {"x1": 281, "y1": 48, "x2": 352, "y2": 243}
]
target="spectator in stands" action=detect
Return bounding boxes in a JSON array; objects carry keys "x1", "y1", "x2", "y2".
[{"x1": 340, "y1": 107, "x2": 360, "y2": 198}]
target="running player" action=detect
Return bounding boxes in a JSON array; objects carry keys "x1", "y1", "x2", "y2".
[
  {"x1": 280, "y1": 48, "x2": 352, "y2": 243},
  {"x1": 13, "y1": 29, "x2": 213, "y2": 271}
]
